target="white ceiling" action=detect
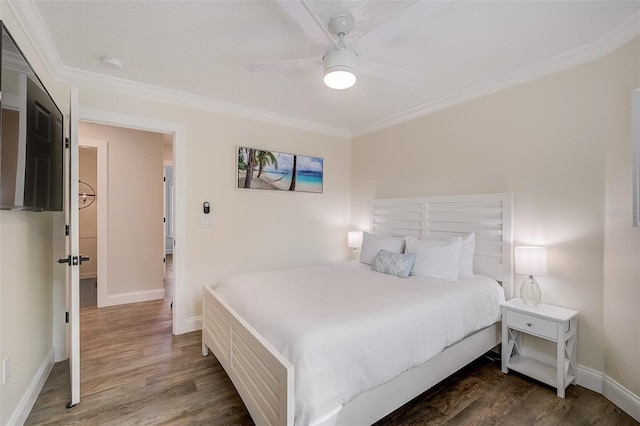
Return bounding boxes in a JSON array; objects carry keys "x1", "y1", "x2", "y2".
[{"x1": 10, "y1": 0, "x2": 640, "y2": 137}]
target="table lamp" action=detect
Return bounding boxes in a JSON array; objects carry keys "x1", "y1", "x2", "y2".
[
  {"x1": 515, "y1": 246, "x2": 547, "y2": 306},
  {"x1": 348, "y1": 231, "x2": 363, "y2": 251}
]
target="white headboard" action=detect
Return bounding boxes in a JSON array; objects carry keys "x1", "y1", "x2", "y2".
[{"x1": 371, "y1": 193, "x2": 513, "y2": 299}]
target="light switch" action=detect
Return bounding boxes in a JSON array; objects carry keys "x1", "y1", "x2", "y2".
[{"x1": 199, "y1": 215, "x2": 214, "y2": 227}]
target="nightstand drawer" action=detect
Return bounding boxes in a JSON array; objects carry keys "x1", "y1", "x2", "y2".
[{"x1": 506, "y1": 310, "x2": 557, "y2": 340}]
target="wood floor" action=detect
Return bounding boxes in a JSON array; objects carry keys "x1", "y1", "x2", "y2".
[{"x1": 26, "y1": 259, "x2": 637, "y2": 425}]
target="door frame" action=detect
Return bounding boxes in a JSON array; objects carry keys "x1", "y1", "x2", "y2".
[
  {"x1": 68, "y1": 86, "x2": 81, "y2": 406},
  {"x1": 78, "y1": 139, "x2": 108, "y2": 307},
  {"x1": 78, "y1": 108, "x2": 189, "y2": 334},
  {"x1": 163, "y1": 162, "x2": 174, "y2": 256}
]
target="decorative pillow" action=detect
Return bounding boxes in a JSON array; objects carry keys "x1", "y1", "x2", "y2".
[
  {"x1": 458, "y1": 233, "x2": 476, "y2": 278},
  {"x1": 405, "y1": 236, "x2": 462, "y2": 281},
  {"x1": 372, "y1": 250, "x2": 416, "y2": 278},
  {"x1": 359, "y1": 232, "x2": 406, "y2": 266}
]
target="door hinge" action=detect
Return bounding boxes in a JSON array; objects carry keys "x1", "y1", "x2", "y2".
[
  {"x1": 65, "y1": 225, "x2": 69, "y2": 236},
  {"x1": 163, "y1": 257, "x2": 166, "y2": 263},
  {"x1": 163, "y1": 217, "x2": 166, "y2": 223},
  {"x1": 65, "y1": 137, "x2": 70, "y2": 149},
  {"x1": 163, "y1": 176, "x2": 166, "y2": 182},
  {"x1": 65, "y1": 312, "x2": 69, "y2": 323}
]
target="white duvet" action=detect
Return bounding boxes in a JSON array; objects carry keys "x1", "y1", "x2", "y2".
[{"x1": 213, "y1": 261, "x2": 504, "y2": 426}]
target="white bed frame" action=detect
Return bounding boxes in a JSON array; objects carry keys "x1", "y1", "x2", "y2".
[{"x1": 202, "y1": 193, "x2": 513, "y2": 426}]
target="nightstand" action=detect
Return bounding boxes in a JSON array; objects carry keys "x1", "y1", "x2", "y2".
[{"x1": 501, "y1": 298, "x2": 578, "y2": 397}]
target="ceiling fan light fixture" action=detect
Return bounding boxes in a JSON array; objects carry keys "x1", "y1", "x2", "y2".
[
  {"x1": 324, "y1": 69, "x2": 356, "y2": 90},
  {"x1": 323, "y1": 48, "x2": 357, "y2": 90}
]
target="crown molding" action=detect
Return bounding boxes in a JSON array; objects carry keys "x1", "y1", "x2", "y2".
[
  {"x1": 5, "y1": 0, "x2": 351, "y2": 139},
  {"x1": 7, "y1": 0, "x2": 639, "y2": 140},
  {"x1": 54, "y1": 65, "x2": 351, "y2": 139},
  {"x1": 352, "y1": 8, "x2": 640, "y2": 138},
  {"x1": 5, "y1": 0, "x2": 63, "y2": 81}
]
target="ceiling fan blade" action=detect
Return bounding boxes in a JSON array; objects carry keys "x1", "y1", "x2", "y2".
[
  {"x1": 358, "y1": 57, "x2": 423, "y2": 86},
  {"x1": 277, "y1": 0, "x2": 338, "y2": 50},
  {"x1": 349, "y1": 1, "x2": 423, "y2": 54},
  {"x1": 244, "y1": 57, "x2": 322, "y2": 73}
]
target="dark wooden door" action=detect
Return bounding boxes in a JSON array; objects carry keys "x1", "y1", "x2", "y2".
[{"x1": 24, "y1": 77, "x2": 63, "y2": 210}]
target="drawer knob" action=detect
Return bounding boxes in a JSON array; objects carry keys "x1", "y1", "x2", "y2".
[{"x1": 526, "y1": 322, "x2": 532, "y2": 327}]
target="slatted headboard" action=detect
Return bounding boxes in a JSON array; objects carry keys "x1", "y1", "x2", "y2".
[{"x1": 371, "y1": 193, "x2": 513, "y2": 299}]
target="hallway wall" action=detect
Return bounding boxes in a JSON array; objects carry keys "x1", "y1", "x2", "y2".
[{"x1": 80, "y1": 122, "x2": 165, "y2": 306}]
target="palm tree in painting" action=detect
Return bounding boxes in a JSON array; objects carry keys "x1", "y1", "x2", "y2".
[
  {"x1": 243, "y1": 148, "x2": 256, "y2": 188},
  {"x1": 238, "y1": 147, "x2": 248, "y2": 170},
  {"x1": 255, "y1": 150, "x2": 278, "y2": 178},
  {"x1": 288, "y1": 155, "x2": 297, "y2": 191}
]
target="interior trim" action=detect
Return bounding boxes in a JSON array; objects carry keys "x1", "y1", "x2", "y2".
[
  {"x1": 7, "y1": 347, "x2": 54, "y2": 426},
  {"x1": 6, "y1": 1, "x2": 639, "y2": 139},
  {"x1": 577, "y1": 365, "x2": 640, "y2": 422},
  {"x1": 352, "y1": 9, "x2": 640, "y2": 137}
]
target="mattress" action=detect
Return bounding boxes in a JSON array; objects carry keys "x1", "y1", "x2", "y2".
[{"x1": 213, "y1": 261, "x2": 505, "y2": 426}]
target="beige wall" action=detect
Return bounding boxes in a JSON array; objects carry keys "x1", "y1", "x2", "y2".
[
  {"x1": 80, "y1": 123, "x2": 165, "y2": 301},
  {"x1": 602, "y1": 43, "x2": 640, "y2": 395},
  {"x1": 0, "y1": 211, "x2": 53, "y2": 425},
  {"x1": 352, "y1": 37, "x2": 640, "y2": 392},
  {"x1": 163, "y1": 133, "x2": 173, "y2": 163}
]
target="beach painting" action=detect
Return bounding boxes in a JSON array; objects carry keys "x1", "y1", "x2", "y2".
[{"x1": 237, "y1": 146, "x2": 323, "y2": 194}]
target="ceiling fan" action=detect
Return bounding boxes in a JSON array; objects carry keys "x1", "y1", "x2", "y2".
[{"x1": 243, "y1": 0, "x2": 423, "y2": 90}]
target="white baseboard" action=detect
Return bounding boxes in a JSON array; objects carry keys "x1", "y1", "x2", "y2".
[
  {"x1": 8, "y1": 347, "x2": 54, "y2": 426},
  {"x1": 79, "y1": 272, "x2": 97, "y2": 280},
  {"x1": 577, "y1": 365, "x2": 640, "y2": 422},
  {"x1": 175, "y1": 315, "x2": 202, "y2": 335},
  {"x1": 576, "y1": 365, "x2": 603, "y2": 393},
  {"x1": 104, "y1": 288, "x2": 165, "y2": 307},
  {"x1": 603, "y1": 374, "x2": 640, "y2": 422}
]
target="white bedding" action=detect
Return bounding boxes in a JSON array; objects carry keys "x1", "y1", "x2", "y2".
[{"x1": 213, "y1": 261, "x2": 505, "y2": 426}]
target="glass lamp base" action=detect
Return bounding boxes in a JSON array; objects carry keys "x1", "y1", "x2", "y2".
[{"x1": 520, "y1": 276, "x2": 541, "y2": 306}]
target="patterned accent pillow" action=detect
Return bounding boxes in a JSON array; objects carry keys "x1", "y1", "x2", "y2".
[{"x1": 372, "y1": 249, "x2": 416, "y2": 278}]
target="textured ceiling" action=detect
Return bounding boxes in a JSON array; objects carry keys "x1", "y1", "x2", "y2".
[{"x1": 17, "y1": 0, "x2": 640, "y2": 136}]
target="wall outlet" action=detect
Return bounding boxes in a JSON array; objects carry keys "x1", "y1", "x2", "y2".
[{"x1": 2, "y1": 357, "x2": 10, "y2": 384}]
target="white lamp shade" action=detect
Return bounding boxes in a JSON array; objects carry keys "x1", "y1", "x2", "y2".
[
  {"x1": 347, "y1": 231, "x2": 363, "y2": 248},
  {"x1": 515, "y1": 246, "x2": 548, "y2": 276}
]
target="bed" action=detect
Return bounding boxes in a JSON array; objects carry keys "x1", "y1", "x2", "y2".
[{"x1": 202, "y1": 193, "x2": 513, "y2": 426}]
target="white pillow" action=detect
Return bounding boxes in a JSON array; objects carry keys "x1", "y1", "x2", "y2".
[
  {"x1": 359, "y1": 232, "x2": 406, "y2": 266},
  {"x1": 413, "y1": 233, "x2": 475, "y2": 277},
  {"x1": 458, "y1": 233, "x2": 476, "y2": 278},
  {"x1": 405, "y1": 236, "x2": 462, "y2": 281}
]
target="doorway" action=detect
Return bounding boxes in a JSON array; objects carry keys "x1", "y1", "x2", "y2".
[
  {"x1": 79, "y1": 122, "x2": 173, "y2": 311},
  {"x1": 78, "y1": 146, "x2": 98, "y2": 307},
  {"x1": 76, "y1": 108, "x2": 187, "y2": 336}
]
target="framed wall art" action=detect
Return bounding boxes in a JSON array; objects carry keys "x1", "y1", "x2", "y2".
[{"x1": 237, "y1": 146, "x2": 323, "y2": 194}]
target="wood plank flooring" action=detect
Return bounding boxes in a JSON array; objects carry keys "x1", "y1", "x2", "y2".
[{"x1": 26, "y1": 258, "x2": 637, "y2": 425}]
